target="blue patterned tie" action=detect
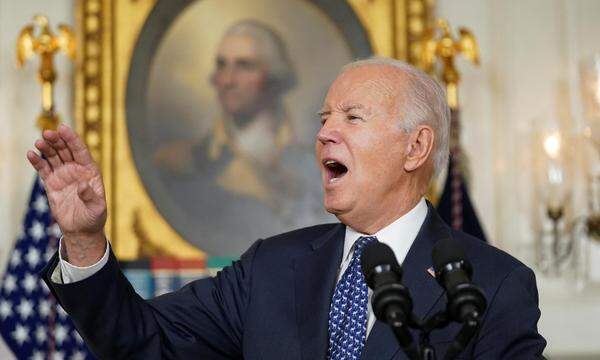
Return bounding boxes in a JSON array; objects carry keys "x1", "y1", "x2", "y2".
[{"x1": 327, "y1": 236, "x2": 378, "y2": 360}]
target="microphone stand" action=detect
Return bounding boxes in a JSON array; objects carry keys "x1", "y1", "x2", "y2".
[
  {"x1": 386, "y1": 313, "x2": 421, "y2": 360},
  {"x1": 386, "y1": 310, "x2": 481, "y2": 360},
  {"x1": 442, "y1": 314, "x2": 480, "y2": 360},
  {"x1": 419, "y1": 311, "x2": 450, "y2": 360}
]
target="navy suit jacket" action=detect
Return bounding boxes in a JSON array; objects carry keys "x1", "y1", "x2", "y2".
[{"x1": 41, "y1": 203, "x2": 546, "y2": 359}]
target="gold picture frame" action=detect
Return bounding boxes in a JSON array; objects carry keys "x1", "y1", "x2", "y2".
[{"x1": 75, "y1": 0, "x2": 433, "y2": 260}]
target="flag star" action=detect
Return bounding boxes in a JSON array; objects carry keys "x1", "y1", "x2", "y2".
[
  {"x1": 10, "y1": 249, "x2": 22, "y2": 268},
  {"x1": 3, "y1": 274, "x2": 17, "y2": 294},
  {"x1": 48, "y1": 223, "x2": 62, "y2": 238},
  {"x1": 30, "y1": 350, "x2": 45, "y2": 360},
  {"x1": 29, "y1": 220, "x2": 45, "y2": 242},
  {"x1": 21, "y1": 273, "x2": 38, "y2": 293},
  {"x1": 51, "y1": 350, "x2": 65, "y2": 360},
  {"x1": 11, "y1": 324, "x2": 29, "y2": 346},
  {"x1": 55, "y1": 324, "x2": 69, "y2": 345},
  {"x1": 0, "y1": 300, "x2": 13, "y2": 320},
  {"x1": 16, "y1": 298, "x2": 34, "y2": 320},
  {"x1": 73, "y1": 330, "x2": 84, "y2": 345},
  {"x1": 38, "y1": 299, "x2": 51, "y2": 318},
  {"x1": 25, "y1": 247, "x2": 41, "y2": 268},
  {"x1": 33, "y1": 195, "x2": 49, "y2": 214},
  {"x1": 70, "y1": 351, "x2": 86, "y2": 360},
  {"x1": 35, "y1": 325, "x2": 47, "y2": 344}
]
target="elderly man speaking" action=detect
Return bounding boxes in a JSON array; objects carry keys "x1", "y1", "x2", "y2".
[{"x1": 28, "y1": 58, "x2": 546, "y2": 359}]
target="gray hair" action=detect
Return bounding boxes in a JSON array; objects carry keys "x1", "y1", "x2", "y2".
[
  {"x1": 343, "y1": 57, "x2": 450, "y2": 176},
  {"x1": 224, "y1": 20, "x2": 297, "y2": 93}
]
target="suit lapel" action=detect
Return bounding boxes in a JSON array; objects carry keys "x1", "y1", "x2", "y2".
[
  {"x1": 402, "y1": 202, "x2": 448, "y2": 320},
  {"x1": 294, "y1": 223, "x2": 345, "y2": 360},
  {"x1": 362, "y1": 202, "x2": 449, "y2": 360}
]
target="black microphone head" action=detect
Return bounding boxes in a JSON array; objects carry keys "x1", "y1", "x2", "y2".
[
  {"x1": 432, "y1": 238, "x2": 486, "y2": 322},
  {"x1": 361, "y1": 242, "x2": 401, "y2": 289},
  {"x1": 432, "y1": 237, "x2": 470, "y2": 274}
]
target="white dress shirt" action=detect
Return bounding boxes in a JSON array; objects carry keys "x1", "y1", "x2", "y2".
[
  {"x1": 337, "y1": 197, "x2": 428, "y2": 338},
  {"x1": 56, "y1": 236, "x2": 110, "y2": 284},
  {"x1": 56, "y1": 197, "x2": 430, "y2": 339}
]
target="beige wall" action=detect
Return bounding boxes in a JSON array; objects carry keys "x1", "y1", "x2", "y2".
[
  {"x1": 0, "y1": 1, "x2": 73, "y2": 356},
  {"x1": 0, "y1": 0, "x2": 73, "y2": 267},
  {"x1": 439, "y1": 0, "x2": 600, "y2": 266},
  {"x1": 1, "y1": 0, "x2": 599, "y2": 358},
  {"x1": 438, "y1": 0, "x2": 600, "y2": 357}
]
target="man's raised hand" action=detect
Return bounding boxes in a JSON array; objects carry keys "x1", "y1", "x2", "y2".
[{"x1": 26, "y1": 124, "x2": 107, "y2": 266}]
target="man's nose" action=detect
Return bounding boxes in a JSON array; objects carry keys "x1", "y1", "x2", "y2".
[
  {"x1": 217, "y1": 67, "x2": 236, "y2": 87},
  {"x1": 316, "y1": 120, "x2": 341, "y2": 145}
]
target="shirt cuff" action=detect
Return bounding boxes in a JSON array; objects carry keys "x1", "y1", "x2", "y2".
[{"x1": 57, "y1": 237, "x2": 110, "y2": 284}]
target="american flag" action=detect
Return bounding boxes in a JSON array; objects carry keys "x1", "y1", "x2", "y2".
[
  {"x1": 436, "y1": 108, "x2": 487, "y2": 242},
  {"x1": 0, "y1": 176, "x2": 94, "y2": 360}
]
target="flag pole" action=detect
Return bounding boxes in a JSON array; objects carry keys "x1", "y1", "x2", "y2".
[{"x1": 418, "y1": 19, "x2": 487, "y2": 240}]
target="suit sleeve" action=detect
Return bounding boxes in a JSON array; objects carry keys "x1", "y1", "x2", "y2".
[
  {"x1": 40, "y1": 239, "x2": 263, "y2": 359},
  {"x1": 472, "y1": 265, "x2": 547, "y2": 359}
]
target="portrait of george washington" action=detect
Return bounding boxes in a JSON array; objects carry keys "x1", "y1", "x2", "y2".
[{"x1": 125, "y1": 0, "x2": 372, "y2": 256}]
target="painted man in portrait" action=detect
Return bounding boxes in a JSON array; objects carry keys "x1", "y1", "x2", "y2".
[{"x1": 153, "y1": 20, "x2": 328, "y2": 255}]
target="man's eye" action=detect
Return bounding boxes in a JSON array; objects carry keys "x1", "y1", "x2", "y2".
[
  {"x1": 237, "y1": 60, "x2": 258, "y2": 71},
  {"x1": 320, "y1": 117, "x2": 327, "y2": 125},
  {"x1": 215, "y1": 55, "x2": 228, "y2": 67},
  {"x1": 348, "y1": 115, "x2": 362, "y2": 122}
]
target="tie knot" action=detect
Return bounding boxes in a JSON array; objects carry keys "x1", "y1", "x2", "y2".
[{"x1": 353, "y1": 236, "x2": 378, "y2": 257}]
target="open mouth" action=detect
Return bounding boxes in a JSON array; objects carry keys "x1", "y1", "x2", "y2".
[{"x1": 323, "y1": 159, "x2": 348, "y2": 183}]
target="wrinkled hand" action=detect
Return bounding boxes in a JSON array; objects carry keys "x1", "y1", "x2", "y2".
[{"x1": 27, "y1": 124, "x2": 107, "y2": 266}]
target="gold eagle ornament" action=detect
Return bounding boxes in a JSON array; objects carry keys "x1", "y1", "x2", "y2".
[
  {"x1": 16, "y1": 15, "x2": 75, "y2": 131},
  {"x1": 418, "y1": 19, "x2": 479, "y2": 109}
]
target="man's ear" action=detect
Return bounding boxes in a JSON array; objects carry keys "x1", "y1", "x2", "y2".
[{"x1": 404, "y1": 125, "x2": 434, "y2": 172}]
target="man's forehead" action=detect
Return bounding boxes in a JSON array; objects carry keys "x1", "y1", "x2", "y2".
[
  {"x1": 318, "y1": 102, "x2": 369, "y2": 114},
  {"x1": 216, "y1": 34, "x2": 260, "y2": 60},
  {"x1": 338, "y1": 64, "x2": 404, "y2": 85},
  {"x1": 322, "y1": 65, "x2": 404, "y2": 110}
]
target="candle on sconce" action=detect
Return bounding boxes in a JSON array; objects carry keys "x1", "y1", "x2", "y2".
[
  {"x1": 542, "y1": 132, "x2": 567, "y2": 211},
  {"x1": 543, "y1": 132, "x2": 561, "y2": 159},
  {"x1": 580, "y1": 55, "x2": 600, "y2": 214}
]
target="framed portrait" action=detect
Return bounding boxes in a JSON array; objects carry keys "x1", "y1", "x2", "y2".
[{"x1": 75, "y1": 0, "x2": 433, "y2": 259}]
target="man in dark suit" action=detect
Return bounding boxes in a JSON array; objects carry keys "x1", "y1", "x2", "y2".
[{"x1": 28, "y1": 57, "x2": 546, "y2": 359}]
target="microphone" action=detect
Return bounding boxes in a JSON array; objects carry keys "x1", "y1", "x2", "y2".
[
  {"x1": 431, "y1": 237, "x2": 487, "y2": 323},
  {"x1": 361, "y1": 242, "x2": 419, "y2": 360}
]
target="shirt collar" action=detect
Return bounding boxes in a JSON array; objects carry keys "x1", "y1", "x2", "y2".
[{"x1": 342, "y1": 197, "x2": 428, "y2": 265}]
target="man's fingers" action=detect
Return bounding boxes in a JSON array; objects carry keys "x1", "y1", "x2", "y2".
[
  {"x1": 58, "y1": 124, "x2": 94, "y2": 166},
  {"x1": 34, "y1": 139, "x2": 63, "y2": 169},
  {"x1": 44, "y1": 129, "x2": 74, "y2": 163},
  {"x1": 26, "y1": 150, "x2": 52, "y2": 180}
]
